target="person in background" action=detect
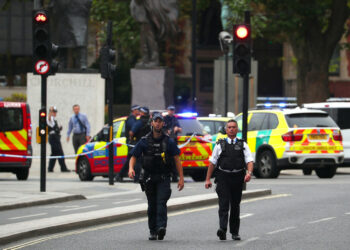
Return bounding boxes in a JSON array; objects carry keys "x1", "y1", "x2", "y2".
[
  {"x1": 128, "y1": 106, "x2": 151, "y2": 182},
  {"x1": 67, "y1": 104, "x2": 91, "y2": 153},
  {"x1": 163, "y1": 105, "x2": 182, "y2": 182},
  {"x1": 47, "y1": 106, "x2": 70, "y2": 172},
  {"x1": 116, "y1": 104, "x2": 140, "y2": 182}
]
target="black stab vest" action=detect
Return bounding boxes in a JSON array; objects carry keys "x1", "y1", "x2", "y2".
[
  {"x1": 142, "y1": 133, "x2": 171, "y2": 174},
  {"x1": 217, "y1": 139, "x2": 246, "y2": 171}
]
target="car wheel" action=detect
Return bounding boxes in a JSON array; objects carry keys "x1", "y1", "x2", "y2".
[
  {"x1": 302, "y1": 169, "x2": 313, "y2": 175},
  {"x1": 77, "y1": 157, "x2": 94, "y2": 181},
  {"x1": 190, "y1": 171, "x2": 207, "y2": 182},
  {"x1": 256, "y1": 150, "x2": 280, "y2": 178},
  {"x1": 315, "y1": 165, "x2": 336, "y2": 178},
  {"x1": 16, "y1": 169, "x2": 29, "y2": 180}
]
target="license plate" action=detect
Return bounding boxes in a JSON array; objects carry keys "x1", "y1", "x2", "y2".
[{"x1": 308, "y1": 134, "x2": 327, "y2": 140}]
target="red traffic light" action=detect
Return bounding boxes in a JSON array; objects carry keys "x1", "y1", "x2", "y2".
[
  {"x1": 40, "y1": 111, "x2": 46, "y2": 117},
  {"x1": 235, "y1": 25, "x2": 249, "y2": 39},
  {"x1": 34, "y1": 13, "x2": 47, "y2": 23}
]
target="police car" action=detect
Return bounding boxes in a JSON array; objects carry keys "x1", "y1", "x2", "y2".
[
  {"x1": 234, "y1": 107, "x2": 344, "y2": 178},
  {"x1": 302, "y1": 98, "x2": 350, "y2": 168},
  {"x1": 75, "y1": 113, "x2": 212, "y2": 182}
]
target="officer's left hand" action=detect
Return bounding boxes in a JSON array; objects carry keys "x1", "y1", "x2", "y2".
[
  {"x1": 177, "y1": 178, "x2": 184, "y2": 191},
  {"x1": 244, "y1": 173, "x2": 251, "y2": 183}
]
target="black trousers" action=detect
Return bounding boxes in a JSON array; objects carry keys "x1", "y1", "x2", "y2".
[
  {"x1": 48, "y1": 134, "x2": 68, "y2": 171},
  {"x1": 73, "y1": 133, "x2": 86, "y2": 153},
  {"x1": 145, "y1": 176, "x2": 171, "y2": 234},
  {"x1": 216, "y1": 170, "x2": 245, "y2": 235}
]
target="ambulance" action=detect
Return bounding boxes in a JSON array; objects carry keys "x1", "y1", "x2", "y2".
[
  {"x1": 0, "y1": 101, "x2": 32, "y2": 180},
  {"x1": 234, "y1": 107, "x2": 344, "y2": 178}
]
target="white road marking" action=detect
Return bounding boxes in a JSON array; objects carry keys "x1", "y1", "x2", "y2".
[
  {"x1": 113, "y1": 198, "x2": 142, "y2": 205},
  {"x1": 60, "y1": 205, "x2": 98, "y2": 212},
  {"x1": 242, "y1": 194, "x2": 292, "y2": 204},
  {"x1": 235, "y1": 237, "x2": 260, "y2": 247},
  {"x1": 45, "y1": 205, "x2": 79, "y2": 209},
  {"x1": 9, "y1": 213, "x2": 47, "y2": 220},
  {"x1": 308, "y1": 217, "x2": 336, "y2": 224},
  {"x1": 345, "y1": 212, "x2": 350, "y2": 215},
  {"x1": 266, "y1": 226, "x2": 296, "y2": 235}
]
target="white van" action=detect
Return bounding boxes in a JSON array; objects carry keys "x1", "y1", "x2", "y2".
[{"x1": 302, "y1": 99, "x2": 350, "y2": 167}]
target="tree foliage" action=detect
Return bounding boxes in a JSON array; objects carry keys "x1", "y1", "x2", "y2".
[{"x1": 223, "y1": 0, "x2": 350, "y2": 103}]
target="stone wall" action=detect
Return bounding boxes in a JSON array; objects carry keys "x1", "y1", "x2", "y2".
[{"x1": 27, "y1": 73, "x2": 105, "y2": 158}]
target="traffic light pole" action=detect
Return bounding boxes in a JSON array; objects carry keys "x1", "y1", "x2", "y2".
[
  {"x1": 242, "y1": 73, "x2": 249, "y2": 142},
  {"x1": 224, "y1": 52, "x2": 228, "y2": 115},
  {"x1": 40, "y1": 74, "x2": 47, "y2": 192},
  {"x1": 107, "y1": 76, "x2": 114, "y2": 186}
]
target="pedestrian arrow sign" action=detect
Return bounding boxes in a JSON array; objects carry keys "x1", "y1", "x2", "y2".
[{"x1": 35, "y1": 60, "x2": 50, "y2": 75}]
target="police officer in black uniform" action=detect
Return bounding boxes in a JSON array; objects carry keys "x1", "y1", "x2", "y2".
[
  {"x1": 129, "y1": 112, "x2": 184, "y2": 241},
  {"x1": 128, "y1": 106, "x2": 151, "y2": 182},
  {"x1": 47, "y1": 106, "x2": 70, "y2": 172},
  {"x1": 116, "y1": 104, "x2": 140, "y2": 182},
  {"x1": 205, "y1": 119, "x2": 253, "y2": 241}
]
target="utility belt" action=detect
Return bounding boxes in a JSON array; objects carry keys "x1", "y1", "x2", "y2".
[
  {"x1": 139, "y1": 170, "x2": 170, "y2": 191},
  {"x1": 218, "y1": 166, "x2": 244, "y2": 174}
]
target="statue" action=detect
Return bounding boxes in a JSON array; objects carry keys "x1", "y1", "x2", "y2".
[
  {"x1": 48, "y1": 0, "x2": 92, "y2": 70},
  {"x1": 220, "y1": 0, "x2": 233, "y2": 31},
  {"x1": 130, "y1": 0, "x2": 179, "y2": 68}
]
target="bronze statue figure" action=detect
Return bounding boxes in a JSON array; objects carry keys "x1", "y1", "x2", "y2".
[
  {"x1": 48, "y1": 0, "x2": 92, "y2": 70},
  {"x1": 130, "y1": 0, "x2": 179, "y2": 68}
]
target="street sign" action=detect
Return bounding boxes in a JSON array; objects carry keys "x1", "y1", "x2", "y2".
[{"x1": 35, "y1": 60, "x2": 50, "y2": 75}]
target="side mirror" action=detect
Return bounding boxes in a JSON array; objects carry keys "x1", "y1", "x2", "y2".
[{"x1": 219, "y1": 126, "x2": 226, "y2": 135}]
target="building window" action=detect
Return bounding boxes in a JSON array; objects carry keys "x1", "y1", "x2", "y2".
[
  {"x1": 199, "y1": 67, "x2": 213, "y2": 92},
  {"x1": 329, "y1": 45, "x2": 340, "y2": 76}
]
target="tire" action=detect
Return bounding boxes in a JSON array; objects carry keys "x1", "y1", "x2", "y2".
[
  {"x1": 315, "y1": 165, "x2": 336, "y2": 178},
  {"x1": 190, "y1": 171, "x2": 207, "y2": 182},
  {"x1": 256, "y1": 150, "x2": 280, "y2": 178},
  {"x1": 302, "y1": 169, "x2": 313, "y2": 175},
  {"x1": 77, "y1": 157, "x2": 94, "y2": 181},
  {"x1": 16, "y1": 169, "x2": 29, "y2": 180}
]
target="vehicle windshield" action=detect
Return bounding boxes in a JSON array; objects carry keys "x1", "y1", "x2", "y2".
[
  {"x1": 0, "y1": 107, "x2": 23, "y2": 131},
  {"x1": 285, "y1": 113, "x2": 338, "y2": 128},
  {"x1": 178, "y1": 118, "x2": 205, "y2": 136}
]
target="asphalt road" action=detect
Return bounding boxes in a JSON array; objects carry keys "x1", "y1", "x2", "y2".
[{"x1": 2, "y1": 168, "x2": 350, "y2": 250}]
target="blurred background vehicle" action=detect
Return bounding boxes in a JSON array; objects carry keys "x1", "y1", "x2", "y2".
[{"x1": 302, "y1": 98, "x2": 350, "y2": 168}]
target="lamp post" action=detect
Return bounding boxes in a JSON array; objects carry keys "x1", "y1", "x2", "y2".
[{"x1": 219, "y1": 31, "x2": 233, "y2": 116}]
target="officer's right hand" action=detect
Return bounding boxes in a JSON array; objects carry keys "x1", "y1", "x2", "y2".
[
  {"x1": 128, "y1": 169, "x2": 135, "y2": 179},
  {"x1": 205, "y1": 180, "x2": 212, "y2": 189}
]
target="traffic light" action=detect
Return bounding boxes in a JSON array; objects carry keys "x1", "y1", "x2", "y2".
[
  {"x1": 39, "y1": 108, "x2": 47, "y2": 135},
  {"x1": 233, "y1": 24, "x2": 251, "y2": 75},
  {"x1": 100, "y1": 46, "x2": 116, "y2": 79},
  {"x1": 32, "y1": 10, "x2": 59, "y2": 76}
]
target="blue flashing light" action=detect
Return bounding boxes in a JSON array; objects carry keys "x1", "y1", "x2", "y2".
[
  {"x1": 279, "y1": 102, "x2": 286, "y2": 108},
  {"x1": 177, "y1": 112, "x2": 198, "y2": 118},
  {"x1": 264, "y1": 102, "x2": 272, "y2": 108}
]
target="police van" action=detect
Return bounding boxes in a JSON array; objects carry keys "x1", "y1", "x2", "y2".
[
  {"x1": 302, "y1": 98, "x2": 350, "y2": 167},
  {"x1": 0, "y1": 101, "x2": 32, "y2": 180}
]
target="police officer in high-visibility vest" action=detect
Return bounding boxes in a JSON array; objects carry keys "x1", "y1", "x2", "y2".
[
  {"x1": 205, "y1": 119, "x2": 253, "y2": 241},
  {"x1": 129, "y1": 113, "x2": 184, "y2": 241}
]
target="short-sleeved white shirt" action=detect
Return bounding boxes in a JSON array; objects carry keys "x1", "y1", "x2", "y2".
[{"x1": 209, "y1": 137, "x2": 254, "y2": 165}]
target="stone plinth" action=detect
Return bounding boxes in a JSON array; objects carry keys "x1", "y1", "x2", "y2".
[
  {"x1": 27, "y1": 73, "x2": 105, "y2": 157},
  {"x1": 130, "y1": 68, "x2": 174, "y2": 110}
]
